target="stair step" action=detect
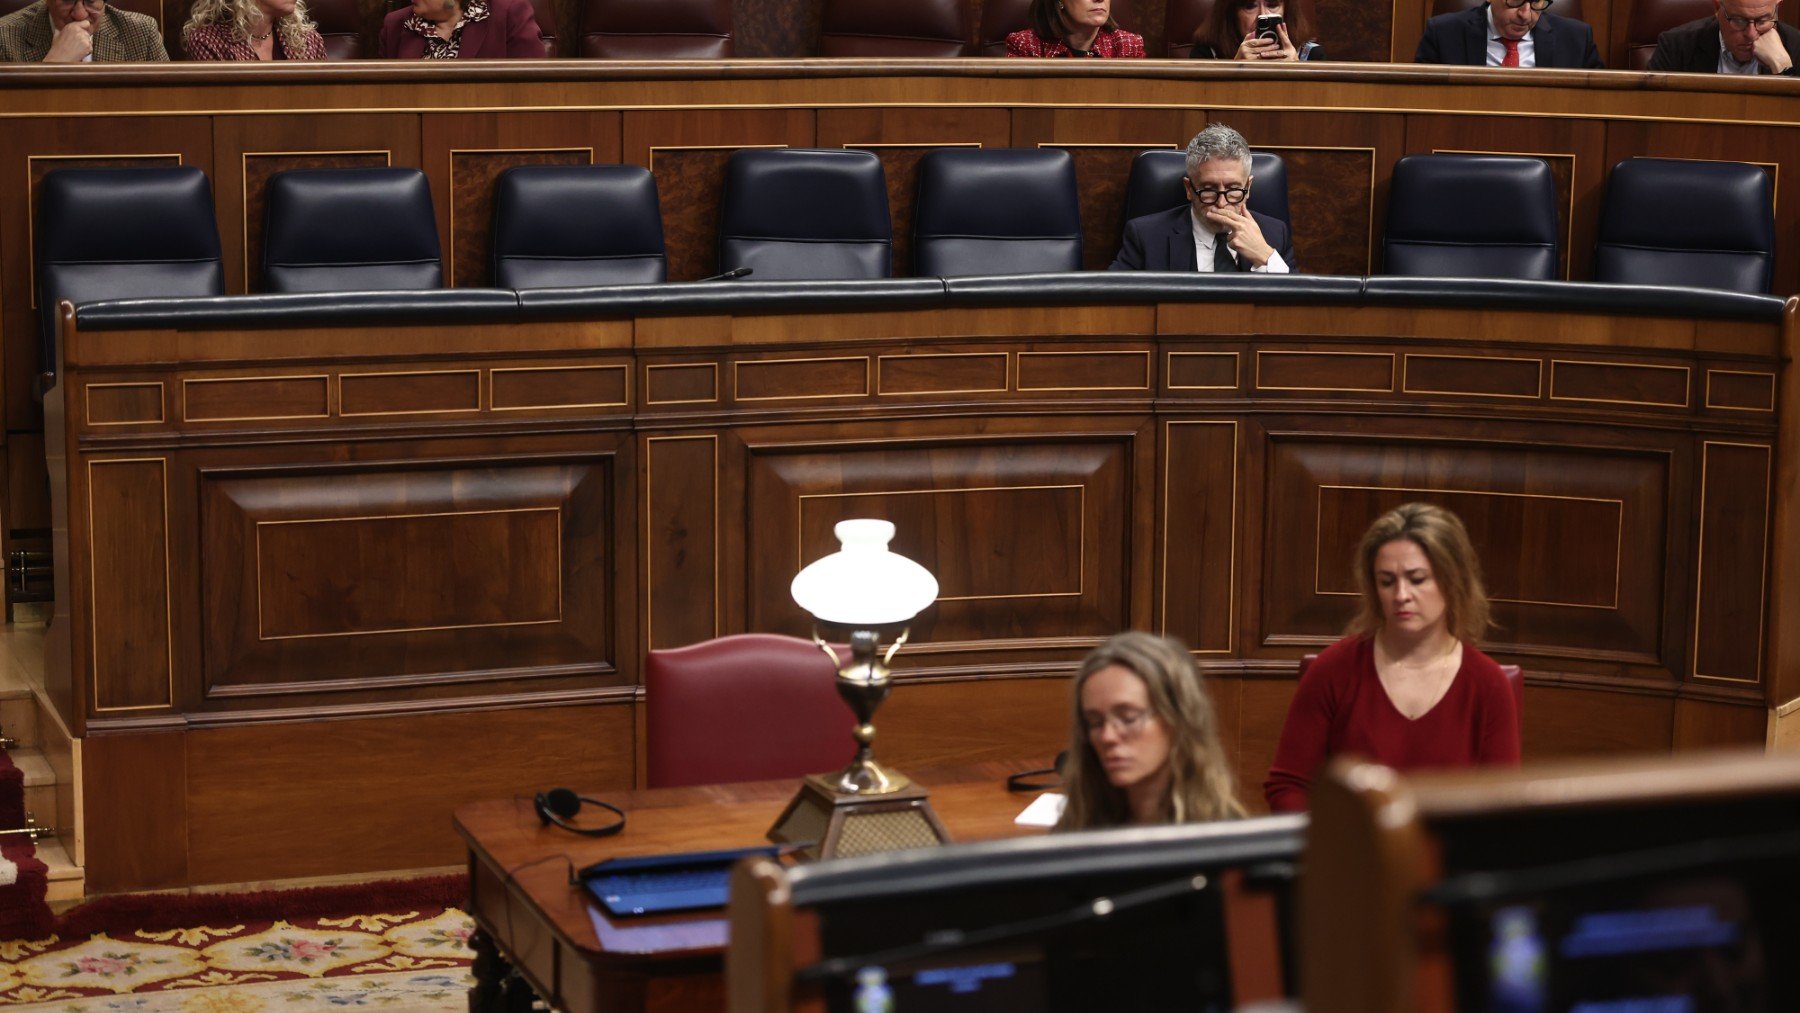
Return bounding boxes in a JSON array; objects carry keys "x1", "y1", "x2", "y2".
[
  {"x1": 0, "y1": 694, "x2": 33, "y2": 749},
  {"x1": 36, "y1": 837, "x2": 84, "y2": 903},
  {"x1": 10, "y1": 747, "x2": 51, "y2": 786}
]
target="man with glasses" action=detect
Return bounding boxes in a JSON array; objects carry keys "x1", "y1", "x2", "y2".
[
  {"x1": 1110, "y1": 124, "x2": 1293, "y2": 274},
  {"x1": 0, "y1": 0, "x2": 169, "y2": 61},
  {"x1": 1415, "y1": 0, "x2": 1603, "y2": 68},
  {"x1": 1649, "y1": 0, "x2": 1796, "y2": 74}
]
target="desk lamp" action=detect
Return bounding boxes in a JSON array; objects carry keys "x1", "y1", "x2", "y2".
[{"x1": 769, "y1": 519, "x2": 948, "y2": 859}]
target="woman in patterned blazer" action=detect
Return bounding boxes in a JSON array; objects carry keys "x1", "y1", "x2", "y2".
[{"x1": 182, "y1": 0, "x2": 324, "y2": 60}]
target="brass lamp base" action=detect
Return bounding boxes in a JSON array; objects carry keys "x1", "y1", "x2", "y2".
[{"x1": 767, "y1": 774, "x2": 949, "y2": 861}]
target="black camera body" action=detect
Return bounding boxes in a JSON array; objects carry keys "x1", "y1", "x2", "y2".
[{"x1": 1255, "y1": 13, "x2": 1284, "y2": 42}]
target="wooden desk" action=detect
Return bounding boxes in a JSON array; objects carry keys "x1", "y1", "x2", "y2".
[{"x1": 453, "y1": 761, "x2": 1048, "y2": 1012}]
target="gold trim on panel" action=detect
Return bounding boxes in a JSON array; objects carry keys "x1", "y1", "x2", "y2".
[
  {"x1": 1016, "y1": 349, "x2": 1152, "y2": 391},
  {"x1": 1161, "y1": 421, "x2": 1238, "y2": 655},
  {"x1": 1167, "y1": 351, "x2": 1241, "y2": 390},
  {"x1": 733, "y1": 356, "x2": 872, "y2": 402},
  {"x1": 1255, "y1": 350, "x2": 1395, "y2": 393},
  {"x1": 1312, "y1": 484, "x2": 1625, "y2": 610},
  {"x1": 1242, "y1": 145, "x2": 1380, "y2": 275},
  {"x1": 797, "y1": 485, "x2": 1087, "y2": 601},
  {"x1": 1036, "y1": 141, "x2": 1180, "y2": 148},
  {"x1": 1692, "y1": 441, "x2": 1771, "y2": 685},
  {"x1": 84, "y1": 381, "x2": 165, "y2": 426},
  {"x1": 488, "y1": 364, "x2": 630, "y2": 411},
  {"x1": 1401, "y1": 353, "x2": 1543, "y2": 399},
  {"x1": 181, "y1": 374, "x2": 331, "y2": 422},
  {"x1": 446, "y1": 146, "x2": 594, "y2": 285},
  {"x1": 28, "y1": 153, "x2": 185, "y2": 309},
  {"x1": 846, "y1": 142, "x2": 984, "y2": 149},
  {"x1": 1431, "y1": 148, "x2": 1577, "y2": 279},
  {"x1": 337, "y1": 368, "x2": 482, "y2": 416},
  {"x1": 86, "y1": 457, "x2": 175, "y2": 713},
  {"x1": 240, "y1": 150, "x2": 392, "y2": 290},
  {"x1": 645, "y1": 362, "x2": 721, "y2": 405},
  {"x1": 1548, "y1": 358, "x2": 1691, "y2": 408},
  {"x1": 253, "y1": 506, "x2": 565, "y2": 641},
  {"x1": 1704, "y1": 369, "x2": 1777, "y2": 412},
  {"x1": 875, "y1": 352, "x2": 1010, "y2": 396},
  {"x1": 643, "y1": 434, "x2": 721, "y2": 650}
]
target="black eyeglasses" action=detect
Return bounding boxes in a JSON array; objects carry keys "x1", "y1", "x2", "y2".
[
  {"x1": 1499, "y1": 0, "x2": 1554, "y2": 9},
  {"x1": 1192, "y1": 185, "x2": 1249, "y2": 206},
  {"x1": 1722, "y1": 12, "x2": 1779, "y2": 29},
  {"x1": 53, "y1": 0, "x2": 105, "y2": 10}
]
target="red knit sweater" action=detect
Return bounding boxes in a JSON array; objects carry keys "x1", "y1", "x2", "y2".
[{"x1": 1263, "y1": 635, "x2": 1520, "y2": 812}]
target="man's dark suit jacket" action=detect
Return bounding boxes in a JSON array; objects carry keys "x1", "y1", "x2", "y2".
[
  {"x1": 1109, "y1": 205, "x2": 1295, "y2": 273},
  {"x1": 1414, "y1": 5, "x2": 1603, "y2": 68},
  {"x1": 1647, "y1": 15, "x2": 1800, "y2": 75}
]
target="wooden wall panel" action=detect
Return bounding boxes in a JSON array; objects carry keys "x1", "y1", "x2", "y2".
[
  {"x1": 1262, "y1": 431, "x2": 1673, "y2": 669},
  {"x1": 1323, "y1": 0, "x2": 1394, "y2": 61},
  {"x1": 86, "y1": 458, "x2": 173, "y2": 712},
  {"x1": 1161, "y1": 419, "x2": 1239, "y2": 652},
  {"x1": 84, "y1": 731, "x2": 187, "y2": 892},
  {"x1": 879, "y1": 676, "x2": 1068, "y2": 770},
  {"x1": 1672, "y1": 697, "x2": 1767, "y2": 751},
  {"x1": 184, "y1": 702, "x2": 635, "y2": 884},
  {"x1": 643, "y1": 434, "x2": 720, "y2": 651},
  {"x1": 1521, "y1": 685, "x2": 1674, "y2": 758},
  {"x1": 1691, "y1": 441, "x2": 1772, "y2": 685}
]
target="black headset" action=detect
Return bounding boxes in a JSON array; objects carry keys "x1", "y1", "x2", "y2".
[{"x1": 533, "y1": 787, "x2": 626, "y2": 838}]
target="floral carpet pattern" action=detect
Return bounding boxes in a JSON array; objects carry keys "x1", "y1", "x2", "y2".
[{"x1": 0, "y1": 908, "x2": 474, "y2": 1011}]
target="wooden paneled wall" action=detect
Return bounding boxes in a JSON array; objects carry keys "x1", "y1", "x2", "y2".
[{"x1": 45, "y1": 293, "x2": 1792, "y2": 889}]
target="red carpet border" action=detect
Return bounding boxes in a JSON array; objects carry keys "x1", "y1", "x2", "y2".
[
  {"x1": 56, "y1": 874, "x2": 467, "y2": 940},
  {"x1": 0, "y1": 748, "x2": 52, "y2": 942}
]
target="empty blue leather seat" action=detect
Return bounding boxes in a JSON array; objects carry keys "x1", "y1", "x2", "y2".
[
  {"x1": 36, "y1": 166, "x2": 223, "y2": 382},
  {"x1": 492, "y1": 165, "x2": 666, "y2": 289},
  {"x1": 1594, "y1": 157, "x2": 1773, "y2": 294},
  {"x1": 262, "y1": 168, "x2": 442, "y2": 293},
  {"x1": 1383, "y1": 154, "x2": 1560, "y2": 279},
  {"x1": 717, "y1": 149, "x2": 892, "y2": 281},
  {"x1": 1121, "y1": 149, "x2": 1290, "y2": 233},
  {"x1": 913, "y1": 148, "x2": 1081, "y2": 277}
]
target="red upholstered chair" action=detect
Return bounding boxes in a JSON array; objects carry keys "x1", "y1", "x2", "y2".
[
  {"x1": 306, "y1": 0, "x2": 367, "y2": 59},
  {"x1": 644, "y1": 634, "x2": 857, "y2": 789},
  {"x1": 579, "y1": 0, "x2": 732, "y2": 58},
  {"x1": 1165, "y1": 0, "x2": 1215, "y2": 57},
  {"x1": 1626, "y1": 0, "x2": 1711, "y2": 68},
  {"x1": 819, "y1": 0, "x2": 968, "y2": 56},
  {"x1": 976, "y1": 0, "x2": 1030, "y2": 54},
  {"x1": 1298, "y1": 653, "x2": 1524, "y2": 718}
]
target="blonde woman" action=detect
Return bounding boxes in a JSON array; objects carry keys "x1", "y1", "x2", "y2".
[
  {"x1": 183, "y1": 0, "x2": 324, "y2": 60},
  {"x1": 1263, "y1": 502, "x2": 1520, "y2": 813},
  {"x1": 1056, "y1": 631, "x2": 1245, "y2": 831}
]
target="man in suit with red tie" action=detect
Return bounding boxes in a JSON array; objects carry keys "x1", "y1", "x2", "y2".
[
  {"x1": 1110, "y1": 124, "x2": 1293, "y2": 274},
  {"x1": 1415, "y1": 0, "x2": 1603, "y2": 68}
]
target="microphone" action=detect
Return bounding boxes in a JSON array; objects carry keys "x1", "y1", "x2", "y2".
[{"x1": 694, "y1": 266, "x2": 753, "y2": 282}]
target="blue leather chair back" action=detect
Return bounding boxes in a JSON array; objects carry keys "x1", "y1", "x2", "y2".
[
  {"x1": 263, "y1": 168, "x2": 442, "y2": 294},
  {"x1": 913, "y1": 148, "x2": 1081, "y2": 277},
  {"x1": 1384, "y1": 154, "x2": 1560, "y2": 279},
  {"x1": 1121, "y1": 149, "x2": 1290, "y2": 233},
  {"x1": 1594, "y1": 157, "x2": 1774, "y2": 294},
  {"x1": 492, "y1": 165, "x2": 666, "y2": 289},
  {"x1": 718, "y1": 149, "x2": 892, "y2": 281},
  {"x1": 37, "y1": 166, "x2": 223, "y2": 380}
]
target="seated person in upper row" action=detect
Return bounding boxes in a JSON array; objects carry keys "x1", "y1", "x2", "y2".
[
  {"x1": 1110, "y1": 123, "x2": 1294, "y2": 273},
  {"x1": 379, "y1": 0, "x2": 544, "y2": 58},
  {"x1": 1415, "y1": 0, "x2": 1603, "y2": 69},
  {"x1": 183, "y1": 0, "x2": 324, "y2": 60},
  {"x1": 1649, "y1": 0, "x2": 1796, "y2": 75},
  {"x1": 1056, "y1": 631, "x2": 1245, "y2": 830},
  {"x1": 1006, "y1": 0, "x2": 1144, "y2": 58},
  {"x1": 0, "y1": 0, "x2": 167, "y2": 62},
  {"x1": 1190, "y1": 0, "x2": 1323, "y2": 62}
]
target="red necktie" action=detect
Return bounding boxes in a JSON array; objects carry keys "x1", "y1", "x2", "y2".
[{"x1": 1501, "y1": 38, "x2": 1521, "y2": 67}]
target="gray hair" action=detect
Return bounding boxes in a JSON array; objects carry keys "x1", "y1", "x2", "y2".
[{"x1": 1185, "y1": 124, "x2": 1252, "y2": 179}]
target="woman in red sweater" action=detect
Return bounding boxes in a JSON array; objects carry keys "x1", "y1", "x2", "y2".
[
  {"x1": 1005, "y1": 0, "x2": 1145, "y2": 58},
  {"x1": 1263, "y1": 502, "x2": 1520, "y2": 812}
]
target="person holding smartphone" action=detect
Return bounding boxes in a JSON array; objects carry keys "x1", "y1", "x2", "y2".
[{"x1": 1189, "y1": 0, "x2": 1322, "y2": 61}]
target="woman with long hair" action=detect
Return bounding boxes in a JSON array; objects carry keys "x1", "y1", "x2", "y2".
[
  {"x1": 1006, "y1": 0, "x2": 1145, "y2": 58},
  {"x1": 183, "y1": 0, "x2": 324, "y2": 60},
  {"x1": 1056, "y1": 630, "x2": 1244, "y2": 831},
  {"x1": 1263, "y1": 502, "x2": 1520, "y2": 812},
  {"x1": 1190, "y1": 0, "x2": 1322, "y2": 61}
]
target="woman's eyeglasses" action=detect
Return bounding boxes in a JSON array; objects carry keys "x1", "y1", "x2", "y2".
[{"x1": 1083, "y1": 708, "x2": 1154, "y2": 738}]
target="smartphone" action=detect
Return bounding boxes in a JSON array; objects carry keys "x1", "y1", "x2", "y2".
[{"x1": 1255, "y1": 13, "x2": 1283, "y2": 42}]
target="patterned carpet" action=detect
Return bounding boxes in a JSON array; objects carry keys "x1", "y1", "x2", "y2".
[{"x1": 0, "y1": 907, "x2": 475, "y2": 1011}]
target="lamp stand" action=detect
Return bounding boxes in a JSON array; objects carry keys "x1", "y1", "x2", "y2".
[{"x1": 767, "y1": 629, "x2": 949, "y2": 860}]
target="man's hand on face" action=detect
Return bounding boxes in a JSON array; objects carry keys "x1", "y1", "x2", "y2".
[
  {"x1": 45, "y1": 19, "x2": 95, "y2": 62},
  {"x1": 1753, "y1": 26, "x2": 1792, "y2": 73},
  {"x1": 1205, "y1": 202, "x2": 1275, "y2": 268}
]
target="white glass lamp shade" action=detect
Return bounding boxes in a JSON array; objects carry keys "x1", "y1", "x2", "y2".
[{"x1": 790, "y1": 519, "x2": 939, "y2": 626}]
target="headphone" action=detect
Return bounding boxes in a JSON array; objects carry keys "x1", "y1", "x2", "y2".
[{"x1": 533, "y1": 787, "x2": 626, "y2": 838}]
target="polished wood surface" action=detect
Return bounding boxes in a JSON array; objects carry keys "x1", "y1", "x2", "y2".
[
  {"x1": 42, "y1": 289, "x2": 1792, "y2": 890},
  {"x1": 454, "y1": 761, "x2": 1048, "y2": 1013}
]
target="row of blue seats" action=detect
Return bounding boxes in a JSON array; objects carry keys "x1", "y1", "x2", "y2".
[{"x1": 35, "y1": 149, "x2": 1776, "y2": 374}]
